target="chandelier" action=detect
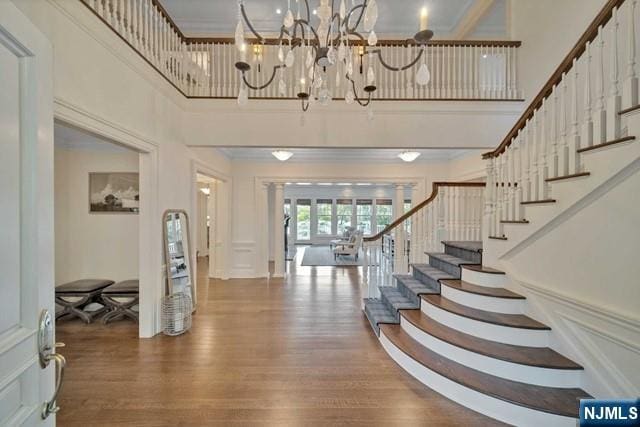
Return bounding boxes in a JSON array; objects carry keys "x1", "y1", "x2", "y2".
[{"x1": 234, "y1": 0, "x2": 434, "y2": 112}]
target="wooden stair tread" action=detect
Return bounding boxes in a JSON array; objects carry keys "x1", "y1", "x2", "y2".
[
  {"x1": 501, "y1": 219, "x2": 529, "y2": 224},
  {"x1": 619, "y1": 104, "x2": 640, "y2": 115},
  {"x1": 381, "y1": 324, "x2": 590, "y2": 418},
  {"x1": 440, "y1": 279, "x2": 525, "y2": 299},
  {"x1": 463, "y1": 265, "x2": 505, "y2": 275},
  {"x1": 401, "y1": 310, "x2": 582, "y2": 370},
  {"x1": 422, "y1": 295, "x2": 550, "y2": 330},
  {"x1": 521, "y1": 199, "x2": 556, "y2": 205},
  {"x1": 488, "y1": 236, "x2": 508, "y2": 240},
  {"x1": 546, "y1": 172, "x2": 591, "y2": 182},
  {"x1": 577, "y1": 136, "x2": 636, "y2": 153}
]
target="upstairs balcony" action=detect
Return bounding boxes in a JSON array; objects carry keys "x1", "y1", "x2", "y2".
[{"x1": 81, "y1": 0, "x2": 523, "y2": 102}]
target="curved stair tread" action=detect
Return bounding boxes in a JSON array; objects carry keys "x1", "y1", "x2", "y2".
[
  {"x1": 394, "y1": 274, "x2": 439, "y2": 295},
  {"x1": 425, "y1": 252, "x2": 480, "y2": 267},
  {"x1": 412, "y1": 264, "x2": 455, "y2": 281},
  {"x1": 381, "y1": 324, "x2": 591, "y2": 418},
  {"x1": 401, "y1": 310, "x2": 582, "y2": 370},
  {"x1": 441, "y1": 241, "x2": 483, "y2": 253},
  {"x1": 380, "y1": 287, "x2": 419, "y2": 311},
  {"x1": 422, "y1": 295, "x2": 550, "y2": 330},
  {"x1": 440, "y1": 279, "x2": 525, "y2": 299},
  {"x1": 463, "y1": 265, "x2": 505, "y2": 275}
]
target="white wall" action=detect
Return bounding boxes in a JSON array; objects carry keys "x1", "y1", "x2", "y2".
[
  {"x1": 510, "y1": 0, "x2": 608, "y2": 103},
  {"x1": 54, "y1": 147, "x2": 139, "y2": 285}
]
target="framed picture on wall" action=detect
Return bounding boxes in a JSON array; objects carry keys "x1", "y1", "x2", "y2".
[{"x1": 89, "y1": 172, "x2": 140, "y2": 213}]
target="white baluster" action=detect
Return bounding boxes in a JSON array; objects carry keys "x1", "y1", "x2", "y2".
[
  {"x1": 550, "y1": 86, "x2": 560, "y2": 178},
  {"x1": 582, "y1": 41, "x2": 595, "y2": 151},
  {"x1": 569, "y1": 59, "x2": 581, "y2": 174},
  {"x1": 594, "y1": 26, "x2": 607, "y2": 145},
  {"x1": 539, "y1": 99, "x2": 549, "y2": 199},
  {"x1": 607, "y1": 6, "x2": 622, "y2": 140},
  {"x1": 559, "y1": 73, "x2": 569, "y2": 176},
  {"x1": 514, "y1": 137, "x2": 524, "y2": 220},
  {"x1": 530, "y1": 111, "x2": 540, "y2": 200},
  {"x1": 623, "y1": 0, "x2": 638, "y2": 108}
]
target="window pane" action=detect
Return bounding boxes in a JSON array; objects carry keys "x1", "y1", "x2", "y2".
[
  {"x1": 336, "y1": 203, "x2": 352, "y2": 234},
  {"x1": 357, "y1": 200, "x2": 373, "y2": 235},
  {"x1": 316, "y1": 201, "x2": 333, "y2": 235},
  {"x1": 296, "y1": 203, "x2": 311, "y2": 240},
  {"x1": 376, "y1": 200, "x2": 393, "y2": 233}
]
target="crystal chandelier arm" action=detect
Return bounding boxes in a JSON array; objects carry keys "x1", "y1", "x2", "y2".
[
  {"x1": 345, "y1": 75, "x2": 373, "y2": 107},
  {"x1": 241, "y1": 65, "x2": 284, "y2": 90},
  {"x1": 371, "y1": 48, "x2": 425, "y2": 71},
  {"x1": 344, "y1": 1, "x2": 368, "y2": 34}
]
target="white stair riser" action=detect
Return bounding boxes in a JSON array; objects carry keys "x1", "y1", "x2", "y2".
[
  {"x1": 400, "y1": 317, "x2": 582, "y2": 388},
  {"x1": 461, "y1": 268, "x2": 507, "y2": 288},
  {"x1": 421, "y1": 302, "x2": 550, "y2": 347},
  {"x1": 380, "y1": 331, "x2": 578, "y2": 427},
  {"x1": 441, "y1": 286, "x2": 525, "y2": 314}
]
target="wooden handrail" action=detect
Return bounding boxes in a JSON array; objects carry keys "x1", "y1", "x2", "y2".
[
  {"x1": 482, "y1": 0, "x2": 627, "y2": 159},
  {"x1": 363, "y1": 182, "x2": 486, "y2": 243}
]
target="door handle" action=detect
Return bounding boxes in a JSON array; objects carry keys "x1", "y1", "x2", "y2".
[
  {"x1": 41, "y1": 351, "x2": 66, "y2": 419},
  {"x1": 38, "y1": 309, "x2": 67, "y2": 419}
]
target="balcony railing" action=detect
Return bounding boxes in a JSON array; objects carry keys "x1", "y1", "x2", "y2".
[{"x1": 82, "y1": 0, "x2": 523, "y2": 101}]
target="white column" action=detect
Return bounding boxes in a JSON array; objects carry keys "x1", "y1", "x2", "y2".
[
  {"x1": 394, "y1": 184, "x2": 406, "y2": 274},
  {"x1": 207, "y1": 183, "x2": 217, "y2": 278},
  {"x1": 273, "y1": 183, "x2": 285, "y2": 278}
]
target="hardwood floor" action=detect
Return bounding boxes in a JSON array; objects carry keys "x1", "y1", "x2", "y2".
[{"x1": 56, "y1": 248, "x2": 505, "y2": 426}]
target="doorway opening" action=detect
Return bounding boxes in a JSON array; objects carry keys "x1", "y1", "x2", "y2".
[{"x1": 53, "y1": 122, "x2": 144, "y2": 337}]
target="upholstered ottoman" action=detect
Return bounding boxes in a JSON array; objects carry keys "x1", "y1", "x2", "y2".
[
  {"x1": 101, "y1": 280, "x2": 139, "y2": 324},
  {"x1": 55, "y1": 279, "x2": 114, "y2": 323}
]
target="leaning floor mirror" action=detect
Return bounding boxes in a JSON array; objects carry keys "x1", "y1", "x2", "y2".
[{"x1": 163, "y1": 210, "x2": 195, "y2": 309}]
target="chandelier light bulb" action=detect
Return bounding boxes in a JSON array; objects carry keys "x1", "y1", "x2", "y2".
[
  {"x1": 416, "y1": 62, "x2": 431, "y2": 86},
  {"x1": 278, "y1": 78, "x2": 287, "y2": 96},
  {"x1": 398, "y1": 151, "x2": 422, "y2": 162},
  {"x1": 420, "y1": 7, "x2": 429, "y2": 31},
  {"x1": 272, "y1": 150, "x2": 294, "y2": 161}
]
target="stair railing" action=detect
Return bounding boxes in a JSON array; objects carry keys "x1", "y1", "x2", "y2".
[
  {"x1": 482, "y1": 0, "x2": 638, "y2": 239},
  {"x1": 362, "y1": 182, "x2": 485, "y2": 299}
]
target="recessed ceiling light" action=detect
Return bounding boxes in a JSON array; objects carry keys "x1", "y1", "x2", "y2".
[
  {"x1": 272, "y1": 150, "x2": 294, "y2": 161},
  {"x1": 318, "y1": 183, "x2": 333, "y2": 186},
  {"x1": 276, "y1": 8, "x2": 282, "y2": 14},
  {"x1": 356, "y1": 183, "x2": 372, "y2": 186},
  {"x1": 337, "y1": 183, "x2": 352, "y2": 186},
  {"x1": 482, "y1": 54, "x2": 488, "y2": 59},
  {"x1": 398, "y1": 151, "x2": 421, "y2": 162},
  {"x1": 285, "y1": 182, "x2": 293, "y2": 185},
  {"x1": 312, "y1": 9, "x2": 317, "y2": 15},
  {"x1": 296, "y1": 182, "x2": 312, "y2": 185}
]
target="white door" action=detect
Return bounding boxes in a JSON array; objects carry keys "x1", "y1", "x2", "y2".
[{"x1": 0, "y1": 1, "x2": 56, "y2": 425}]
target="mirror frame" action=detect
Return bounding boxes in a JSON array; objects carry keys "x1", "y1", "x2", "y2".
[{"x1": 162, "y1": 209, "x2": 195, "y2": 306}]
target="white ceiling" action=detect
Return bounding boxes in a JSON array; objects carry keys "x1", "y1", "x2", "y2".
[
  {"x1": 158, "y1": 0, "x2": 506, "y2": 38},
  {"x1": 217, "y1": 147, "x2": 482, "y2": 163}
]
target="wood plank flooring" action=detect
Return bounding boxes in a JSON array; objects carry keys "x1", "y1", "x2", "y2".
[{"x1": 56, "y1": 248, "x2": 505, "y2": 426}]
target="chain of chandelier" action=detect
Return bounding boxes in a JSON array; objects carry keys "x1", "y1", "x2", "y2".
[{"x1": 234, "y1": 0, "x2": 434, "y2": 113}]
